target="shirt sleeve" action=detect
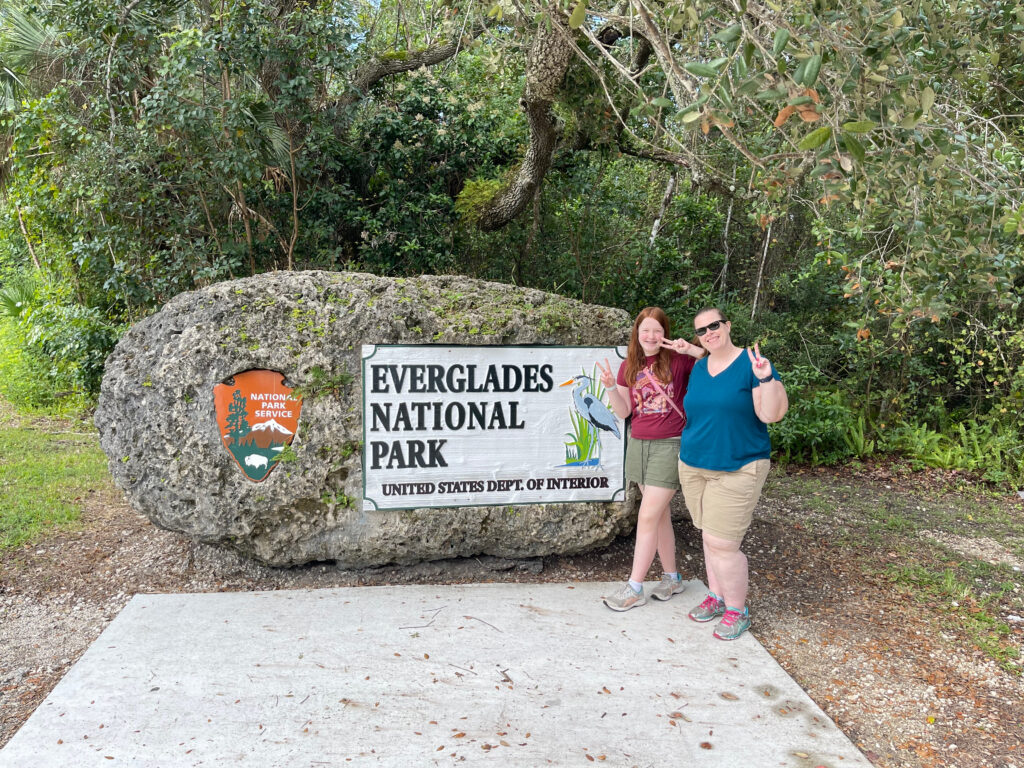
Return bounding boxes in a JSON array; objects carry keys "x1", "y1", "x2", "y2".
[{"x1": 616, "y1": 359, "x2": 628, "y2": 388}]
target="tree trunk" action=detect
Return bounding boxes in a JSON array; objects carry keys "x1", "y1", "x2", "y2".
[{"x1": 476, "y1": 18, "x2": 573, "y2": 231}]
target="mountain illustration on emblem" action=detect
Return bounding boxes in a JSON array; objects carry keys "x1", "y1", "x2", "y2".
[{"x1": 237, "y1": 419, "x2": 294, "y2": 450}]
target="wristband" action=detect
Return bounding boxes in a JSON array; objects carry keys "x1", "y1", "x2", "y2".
[{"x1": 757, "y1": 372, "x2": 774, "y2": 384}]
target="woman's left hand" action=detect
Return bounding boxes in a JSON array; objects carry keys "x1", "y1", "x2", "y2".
[
  {"x1": 660, "y1": 338, "x2": 704, "y2": 358},
  {"x1": 747, "y1": 342, "x2": 773, "y2": 380}
]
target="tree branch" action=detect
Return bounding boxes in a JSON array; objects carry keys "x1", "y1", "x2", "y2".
[{"x1": 338, "y1": 24, "x2": 490, "y2": 107}]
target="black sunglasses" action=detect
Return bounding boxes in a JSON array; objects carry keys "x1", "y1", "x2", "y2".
[{"x1": 695, "y1": 320, "x2": 726, "y2": 336}]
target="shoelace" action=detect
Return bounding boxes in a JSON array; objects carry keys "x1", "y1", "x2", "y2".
[
  {"x1": 698, "y1": 595, "x2": 719, "y2": 611},
  {"x1": 720, "y1": 609, "x2": 744, "y2": 626}
]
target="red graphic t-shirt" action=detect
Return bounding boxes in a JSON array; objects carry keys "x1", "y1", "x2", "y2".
[{"x1": 617, "y1": 352, "x2": 695, "y2": 440}]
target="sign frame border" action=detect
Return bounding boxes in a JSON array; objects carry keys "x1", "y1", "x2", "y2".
[{"x1": 361, "y1": 343, "x2": 628, "y2": 512}]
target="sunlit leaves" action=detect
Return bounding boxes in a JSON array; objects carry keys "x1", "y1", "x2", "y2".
[
  {"x1": 798, "y1": 126, "x2": 832, "y2": 151},
  {"x1": 568, "y1": 1, "x2": 586, "y2": 30},
  {"x1": 842, "y1": 121, "x2": 877, "y2": 133}
]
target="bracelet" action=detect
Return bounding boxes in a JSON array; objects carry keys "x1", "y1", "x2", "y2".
[{"x1": 757, "y1": 373, "x2": 774, "y2": 384}]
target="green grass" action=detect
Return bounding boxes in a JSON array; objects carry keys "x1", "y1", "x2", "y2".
[
  {"x1": 0, "y1": 418, "x2": 112, "y2": 550},
  {"x1": 884, "y1": 564, "x2": 1020, "y2": 673}
]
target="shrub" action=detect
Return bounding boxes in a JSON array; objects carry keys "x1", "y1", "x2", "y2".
[{"x1": 768, "y1": 365, "x2": 857, "y2": 465}]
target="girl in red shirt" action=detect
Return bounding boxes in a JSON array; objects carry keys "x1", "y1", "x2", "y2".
[{"x1": 597, "y1": 307, "x2": 705, "y2": 611}]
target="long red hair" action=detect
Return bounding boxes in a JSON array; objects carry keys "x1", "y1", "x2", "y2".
[{"x1": 624, "y1": 307, "x2": 672, "y2": 387}]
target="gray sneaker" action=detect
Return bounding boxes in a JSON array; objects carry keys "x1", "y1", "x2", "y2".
[
  {"x1": 649, "y1": 574, "x2": 685, "y2": 602},
  {"x1": 603, "y1": 583, "x2": 646, "y2": 611},
  {"x1": 713, "y1": 607, "x2": 751, "y2": 640},
  {"x1": 688, "y1": 593, "x2": 726, "y2": 622}
]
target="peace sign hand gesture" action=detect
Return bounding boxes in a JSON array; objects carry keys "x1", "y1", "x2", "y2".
[
  {"x1": 747, "y1": 342, "x2": 773, "y2": 380},
  {"x1": 660, "y1": 337, "x2": 704, "y2": 358},
  {"x1": 596, "y1": 358, "x2": 616, "y2": 388}
]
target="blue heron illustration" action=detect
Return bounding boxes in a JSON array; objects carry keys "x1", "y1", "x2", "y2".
[{"x1": 560, "y1": 374, "x2": 621, "y2": 466}]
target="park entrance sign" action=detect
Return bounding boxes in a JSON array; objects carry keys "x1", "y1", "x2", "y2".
[
  {"x1": 362, "y1": 345, "x2": 627, "y2": 511},
  {"x1": 96, "y1": 270, "x2": 639, "y2": 567}
]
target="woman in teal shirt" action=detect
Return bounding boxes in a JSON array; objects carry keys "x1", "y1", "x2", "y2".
[{"x1": 678, "y1": 307, "x2": 788, "y2": 640}]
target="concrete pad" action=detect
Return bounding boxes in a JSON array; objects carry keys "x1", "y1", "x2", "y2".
[{"x1": 1, "y1": 582, "x2": 870, "y2": 767}]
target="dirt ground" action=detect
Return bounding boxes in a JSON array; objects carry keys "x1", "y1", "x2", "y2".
[{"x1": 1, "y1": 465, "x2": 1023, "y2": 767}]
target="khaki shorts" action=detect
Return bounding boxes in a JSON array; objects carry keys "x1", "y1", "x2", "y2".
[
  {"x1": 677, "y1": 459, "x2": 771, "y2": 542},
  {"x1": 626, "y1": 437, "x2": 682, "y2": 490}
]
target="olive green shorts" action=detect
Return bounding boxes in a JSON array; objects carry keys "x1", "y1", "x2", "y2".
[
  {"x1": 625, "y1": 437, "x2": 682, "y2": 490},
  {"x1": 678, "y1": 459, "x2": 771, "y2": 542}
]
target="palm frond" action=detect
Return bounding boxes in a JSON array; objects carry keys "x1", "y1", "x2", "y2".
[
  {"x1": 0, "y1": 5, "x2": 65, "y2": 98},
  {"x1": 0, "y1": 273, "x2": 37, "y2": 320},
  {"x1": 244, "y1": 101, "x2": 291, "y2": 167}
]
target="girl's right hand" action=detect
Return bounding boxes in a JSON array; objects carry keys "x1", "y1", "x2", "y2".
[{"x1": 597, "y1": 358, "x2": 615, "y2": 388}]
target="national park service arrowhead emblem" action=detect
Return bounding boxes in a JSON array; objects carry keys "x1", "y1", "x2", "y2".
[{"x1": 213, "y1": 369, "x2": 302, "y2": 482}]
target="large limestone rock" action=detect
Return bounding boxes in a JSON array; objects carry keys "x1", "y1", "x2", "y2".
[{"x1": 96, "y1": 271, "x2": 636, "y2": 567}]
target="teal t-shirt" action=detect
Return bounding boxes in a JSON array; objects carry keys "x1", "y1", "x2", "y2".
[{"x1": 679, "y1": 350, "x2": 779, "y2": 471}]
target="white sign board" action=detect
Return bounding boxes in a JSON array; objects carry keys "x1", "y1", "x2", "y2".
[{"x1": 362, "y1": 345, "x2": 627, "y2": 511}]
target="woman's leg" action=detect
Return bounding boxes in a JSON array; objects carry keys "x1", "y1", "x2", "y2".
[
  {"x1": 629, "y1": 485, "x2": 677, "y2": 583},
  {"x1": 702, "y1": 531, "x2": 747, "y2": 609},
  {"x1": 655, "y1": 504, "x2": 677, "y2": 574}
]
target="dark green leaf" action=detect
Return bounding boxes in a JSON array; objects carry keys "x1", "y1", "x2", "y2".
[
  {"x1": 713, "y1": 24, "x2": 742, "y2": 44},
  {"x1": 684, "y1": 62, "x2": 720, "y2": 78},
  {"x1": 802, "y1": 54, "x2": 822, "y2": 86},
  {"x1": 772, "y1": 29, "x2": 789, "y2": 56},
  {"x1": 843, "y1": 134, "x2": 866, "y2": 163}
]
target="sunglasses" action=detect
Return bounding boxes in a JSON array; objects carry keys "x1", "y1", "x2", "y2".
[{"x1": 695, "y1": 320, "x2": 726, "y2": 336}]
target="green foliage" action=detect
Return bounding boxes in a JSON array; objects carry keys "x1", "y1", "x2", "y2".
[
  {"x1": 769, "y1": 366, "x2": 857, "y2": 466},
  {"x1": 0, "y1": 273, "x2": 35, "y2": 320},
  {"x1": 0, "y1": 0, "x2": 1022, "y2": 491},
  {"x1": 0, "y1": 316, "x2": 64, "y2": 410},
  {"x1": 886, "y1": 413, "x2": 1024, "y2": 487},
  {"x1": 25, "y1": 300, "x2": 119, "y2": 396},
  {"x1": 0, "y1": 415, "x2": 110, "y2": 549}
]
